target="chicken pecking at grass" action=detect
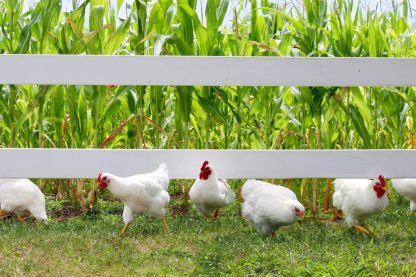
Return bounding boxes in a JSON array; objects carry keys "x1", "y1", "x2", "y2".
[
  {"x1": 97, "y1": 163, "x2": 170, "y2": 236},
  {"x1": 241, "y1": 180, "x2": 305, "y2": 238},
  {"x1": 391, "y1": 179, "x2": 416, "y2": 214},
  {"x1": 332, "y1": 176, "x2": 388, "y2": 236},
  {"x1": 0, "y1": 179, "x2": 48, "y2": 223},
  {"x1": 189, "y1": 161, "x2": 236, "y2": 220}
]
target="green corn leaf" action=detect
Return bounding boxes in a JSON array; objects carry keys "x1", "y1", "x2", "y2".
[
  {"x1": 103, "y1": 15, "x2": 131, "y2": 54},
  {"x1": 342, "y1": 104, "x2": 371, "y2": 148},
  {"x1": 195, "y1": 93, "x2": 228, "y2": 125}
]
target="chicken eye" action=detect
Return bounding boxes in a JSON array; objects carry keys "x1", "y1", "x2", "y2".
[{"x1": 103, "y1": 176, "x2": 107, "y2": 181}]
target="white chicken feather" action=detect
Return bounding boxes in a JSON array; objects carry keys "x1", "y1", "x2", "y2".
[
  {"x1": 0, "y1": 178, "x2": 48, "y2": 222},
  {"x1": 241, "y1": 179, "x2": 297, "y2": 201},
  {"x1": 98, "y1": 163, "x2": 170, "y2": 235},
  {"x1": 332, "y1": 176, "x2": 388, "y2": 235},
  {"x1": 189, "y1": 161, "x2": 236, "y2": 219},
  {"x1": 391, "y1": 179, "x2": 416, "y2": 214},
  {"x1": 242, "y1": 179, "x2": 304, "y2": 236}
]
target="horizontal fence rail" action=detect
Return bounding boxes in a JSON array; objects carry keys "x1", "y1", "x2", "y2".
[
  {"x1": 1, "y1": 55, "x2": 416, "y2": 179},
  {"x1": 0, "y1": 55, "x2": 416, "y2": 86},
  {"x1": 1, "y1": 149, "x2": 416, "y2": 179}
]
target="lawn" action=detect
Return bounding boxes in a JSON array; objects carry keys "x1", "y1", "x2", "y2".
[{"x1": 1, "y1": 188, "x2": 415, "y2": 276}]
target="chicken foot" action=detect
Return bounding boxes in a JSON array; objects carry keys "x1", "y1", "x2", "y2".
[
  {"x1": 206, "y1": 209, "x2": 221, "y2": 223},
  {"x1": 212, "y1": 209, "x2": 221, "y2": 220},
  {"x1": 17, "y1": 215, "x2": 27, "y2": 223},
  {"x1": 320, "y1": 208, "x2": 342, "y2": 221},
  {"x1": 119, "y1": 223, "x2": 130, "y2": 236},
  {"x1": 329, "y1": 208, "x2": 343, "y2": 221},
  {"x1": 162, "y1": 216, "x2": 169, "y2": 233},
  {"x1": 352, "y1": 224, "x2": 369, "y2": 236}
]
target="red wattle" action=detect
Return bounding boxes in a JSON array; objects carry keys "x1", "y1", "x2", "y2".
[{"x1": 374, "y1": 187, "x2": 386, "y2": 198}]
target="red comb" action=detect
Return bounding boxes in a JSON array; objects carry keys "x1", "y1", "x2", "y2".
[
  {"x1": 98, "y1": 173, "x2": 102, "y2": 182},
  {"x1": 201, "y1": 161, "x2": 209, "y2": 170},
  {"x1": 378, "y1": 175, "x2": 386, "y2": 186}
]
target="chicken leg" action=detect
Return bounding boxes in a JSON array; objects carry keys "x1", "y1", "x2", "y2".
[
  {"x1": 352, "y1": 224, "x2": 369, "y2": 236},
  {"x1": 271, "y1": 231, "x2": 276, "y2": 239},
  {"x1": 162, "y1": 216, "x2": 169, "y2": 233},
  {"x1": 119, "y1": 223, "x2": 130, "y2": 236}
]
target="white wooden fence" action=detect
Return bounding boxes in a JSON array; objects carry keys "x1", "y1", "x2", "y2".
[{"x1": 0, "y1": 55, "x2": 415, "y2": 179}]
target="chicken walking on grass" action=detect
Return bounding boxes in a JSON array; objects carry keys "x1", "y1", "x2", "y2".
[
  {"x1": 241, "y1": 180, "x2": 305, "y2": 238},
  {"x1": 332, "y1": 176, "x2": 388, "y2": 236},
  {"x1": 391, "y1": 179, "x2": 416, "y2": 214},
  {"x1": 0, "y1": 179, "x2": 48, "y2": 223},
  {"x1": 189, "y1": 161, "x2": 236, "y2": 220},
  {"x1": 97, "y1": 163, "x2": 170, "y2": 236}
]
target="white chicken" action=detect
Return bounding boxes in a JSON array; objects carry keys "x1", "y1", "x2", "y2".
[
  {"x1": 0, "y1": 179, "x2": 48, "y2": 222},
  {"x1": 332, "y1": 175, "x2": 388, "y2": 236},
  {"x1": 189, "y1": 161, "x2": 236, "y2": 220},
  {"x1": 391, "y1": 179, "x2": 416, "y2": 214},
  {"x1": 241, "y1": 179, "x2": 305, "y2": 237},
  {"x1": 97, "y1": 163, "x2": 170, "y2": 236}
]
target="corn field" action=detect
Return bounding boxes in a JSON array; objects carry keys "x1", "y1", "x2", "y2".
[{"x1": 0, "y1": 0, "x2": 415, "y2": 210}]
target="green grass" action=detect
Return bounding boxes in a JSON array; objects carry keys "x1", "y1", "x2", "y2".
[{"x1": 1, "y1": 194, "x2": 415, "y2": 276}]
